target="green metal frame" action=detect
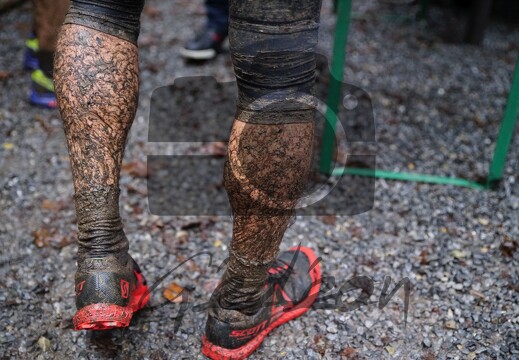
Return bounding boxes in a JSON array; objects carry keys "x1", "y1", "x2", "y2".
[{"x1": 319, "y1": 0, "x2": 519, "y2": 190}]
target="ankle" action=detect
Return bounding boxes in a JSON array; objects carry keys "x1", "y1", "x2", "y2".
[
  {"x1": 74, "y1": 186, "x2": 129, "y2": 261},
  {"x1": 215, "y1": 254, "x2": 273, "y2": 315}
]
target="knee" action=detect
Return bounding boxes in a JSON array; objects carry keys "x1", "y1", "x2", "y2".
[{"x1": 65, "y1": 0, "x2": 145, "y2": 44}]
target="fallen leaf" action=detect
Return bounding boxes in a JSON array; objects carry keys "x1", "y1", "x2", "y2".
[
  {"x1": 143, "y1": 5, "x2": 161, "y2": 18},
  {"x1": 500, "y1": 238, "x2": 517, "y2": 258},
  {"x1": 202, "y1": 278, "x2": 220, "y2": 293},
  {"x1": 126, "y1": 184, "x2": 148, "y2": 196},
  {"x1": 477, "y1": 217, "x2": 489, "y2": 226},
  {"x1": 2, "y1": 142, "x2": 14, "y2": 150},
  {"x1": 163, "y1": 282, "x2": 186, "y2": 303},
  {"x1": 419, "y1": 250, "x2": 429, "y2": 265},
  {"x1": 41, "y1": 199, "x2": 69, "y2": 211},
  {"x1": 180, "y1": 220, "x2": 202, "y2": 230},
  {"x1": 422, "y1": 352, "x2": 436, "y2": 360},
  {"x1": 138, "y1": 34, "x2": 159, "y2": 47},
  {"x1": 320, "y1": 215, "x2": 336, "y2": 225},
  {"x1": 385, "y1": 345, "x2": 395, "y2": 355},
  {"x1": 33, "y1": 114, "x2": 52, "y2": 134},
  {"x1": 213, "y1": 240, "x2": 222, "y2": 247},
  {"x1": 145, "y1": 62, "x2": 161, "y2": 73},
  {"x1": 351, "y1": 226, "x2": 362, "y2": 238},
  {"x1": 0, "y1": 71, "x2": 12, "y2": 80},
  {"x1": 340, "y1": 347, "x2": 357, "y2": 359},
  {"x1": 445, "y1": 320, "x2": 456, "y2": 330},
  {"x1": 469, "y1": 289, "x2": 486, "y2": 299},
  {"x1": 199, "y1": 142, "x2": 228, "y2": 157},
  {"x1": 176, "y1": 230, "x2": 189, "y2": 244},
  {"x1": 37, "y1": 336, "x2": 51, "y2": 352},
  {"x1": 451, "y1": 250, "x2": 467, "y2": 259},
  {"x1": 122, "y1": 161, "x2": 147, "y2": 178},
  {"x1": 33, "y1": 226, "x2": 73, "y2": 248}
]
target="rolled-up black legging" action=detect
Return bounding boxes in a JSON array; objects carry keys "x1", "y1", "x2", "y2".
[
  {"x1": 64, "y1": 0, "x2": 145, "y2": 44},
  {"x1": 229, "y1": 0, "x2": 322, "y2": 124}
]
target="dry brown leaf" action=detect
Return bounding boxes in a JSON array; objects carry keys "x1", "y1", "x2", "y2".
[
  {"x1": 163, "y1": 282, "x2": 186, "y2": 303},
  {"x1": 126, "y1": 184, "x2": 148, "y2": 196},
  {"x1": 422, "y1": 352, "x2": 436, "y2": 360},
  {"x1": 0, "y1": 71, "x2": 12, "y2": 80},
  {"x1": 33, "y1": 226, "x2": 73, "y2": 248},
  {"x1": 340, "y1": 347, "x2": 357, "y2": 359},
  {"x1": 202, "y1": 278, "x2": 220, "y2": 293},
  {"x1": 122, "y1": 161, "x2": 148, "y2": 178},
  {"x1": 469, "y1": 289, "x2": 486, "y2": 300},
  {"x1": 321, "y1": 215, "x2": 337, "y2": 225},
  {"x1": 143, "y1": 5, "x2": 161, "y2": 18},
  {"x1": 444, "y1": 320, "x2": 456, "y2": 330},
  {"x1": 199, "y1": 142, "x2": 228, "y2": 157},
  {"x1": 419, "y1": 249, "x2": 429, "y2": 265},
  {"x1": 500, "y1": 238, "x2": 517, "y2": 258},
  {"x1": 41, "y1": 199, "x2": 69, "y2": 211},
  {"x1": 176, "y1": 230, "x2": 189, "y2": 244}
]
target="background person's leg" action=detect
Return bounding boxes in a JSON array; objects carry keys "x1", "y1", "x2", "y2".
[
  {"x1": 205, "y1": 0, "x2": 229, "y2": 36},
  {"x1": 179, "y1": 0, "x2": 229, "y2": 60},
  {"x1": 54, "y1": 0, "x2": 148, "y2": 330},
  {"x1": 32, "y1": 0, "x2": 69, "y2": 54},
  {"x1": 29, "y1": 0, "x2": 69, "y2": 108}
]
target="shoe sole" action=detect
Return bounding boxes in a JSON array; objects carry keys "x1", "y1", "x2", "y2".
[
  {"x1": 201, "y1": 246, "x2": 322, "y2": 360},
  {"x1": 179, "y1": 47, "x2": 217, "y2": 60},
  {"x1": 73, "y1": 270, "x2": 150, "y2": 331},
  {"x1": 29, "y1": 90, "x2": 57, "y2": 109}
]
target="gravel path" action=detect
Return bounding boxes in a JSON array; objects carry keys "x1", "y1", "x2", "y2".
[{"x1": 0, "y1": 1, "x2": 518, "y2": 359}]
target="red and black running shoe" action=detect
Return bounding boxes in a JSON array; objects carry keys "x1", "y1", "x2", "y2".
[
  {"x1": 202, "y1": 246, "x2": 321, "y2": 360},
  {"x1": 73, "y1": 255, "x2": 150, "y2": 330}
]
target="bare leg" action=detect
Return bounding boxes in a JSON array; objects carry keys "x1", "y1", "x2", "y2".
[
  {"x1": 54, "y1": 0, "x2": 148, "y2": 330},
  {"x1": 219, "y1": 121, "x2": 314, "y2": 313},
  {"x1": 55, "y1": 24, "x2": 138, "y2": 261},
  {"x1": 203, "y1": 1, "x2": 322, "y2": 356}
]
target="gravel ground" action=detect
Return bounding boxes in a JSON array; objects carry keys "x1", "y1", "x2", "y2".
[{"x1": 1, "y1": 0, "x2": 518, "y2": 359}]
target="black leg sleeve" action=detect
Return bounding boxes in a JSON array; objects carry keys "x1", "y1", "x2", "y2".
[
  {"x1": 229, "y1": 0, "x2": 322, "y2": 124},
  {"x1": 64, "y1": 0, "x2": 145, "y2": 44}
]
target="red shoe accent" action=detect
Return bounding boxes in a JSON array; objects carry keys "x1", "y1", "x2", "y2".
[
  {"x1": 73, "y1": 270, "x2": 150, "y2": 331},
  {"x1": 202, "y1": 246, "x2": 322, "y2": 360}
]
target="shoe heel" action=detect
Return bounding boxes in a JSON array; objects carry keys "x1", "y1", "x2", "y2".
[{"x1": 73, "y1": 303, "x2": 134, "y2": 330}]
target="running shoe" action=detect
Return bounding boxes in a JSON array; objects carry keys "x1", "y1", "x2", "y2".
[
  {"x1": 29, "y1": 69, "x2": 57, "y2": 109},
  {"x1": 24, "y1": 35, "x2": 40, "y2": 71},
  {"x1": 73, "y1": 255, "x2": 150, "y2": 330},
  {"x1": 180, "y1": 29, "x2": 226, "y2": 60},
  {"x1": 202, "y1": 246, "x2": 321, "y2": 359}
]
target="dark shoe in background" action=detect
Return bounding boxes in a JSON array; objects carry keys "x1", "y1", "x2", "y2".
[{"x1": 180, "y1": 28, "x2": 227, "y2": 60}]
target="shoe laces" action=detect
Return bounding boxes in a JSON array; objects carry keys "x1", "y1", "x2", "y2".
[{"x1": 268, "y1": 258, "x2": 294, "y2": 281}]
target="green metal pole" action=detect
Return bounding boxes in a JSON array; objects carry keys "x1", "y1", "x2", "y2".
[
  {"x1": 319, "y1": 0, "x2": 352, "y2": 174},
  {"x1": 487, "y1": 55, "x2": 519, "y2": 186}
]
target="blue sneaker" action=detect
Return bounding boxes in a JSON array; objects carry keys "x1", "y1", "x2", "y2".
[
  {"x1": 24, "y1": 36, "x2": 40, "y2": 71},
  {"x1": 29, "y1": 69, "x2": 57, "y2": 109}
]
